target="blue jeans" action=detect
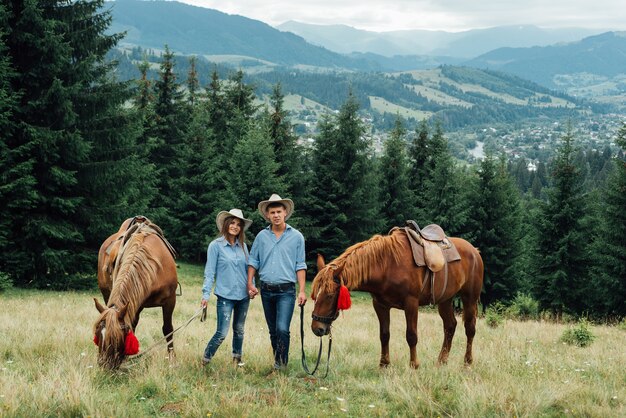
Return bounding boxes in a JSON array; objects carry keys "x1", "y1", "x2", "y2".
[
  {"x1": 203, "y1": 296, "x2": 250, "y2": 361},
  {"x1": 260, "y1": 282, "x2": 296, "y2": 368}
]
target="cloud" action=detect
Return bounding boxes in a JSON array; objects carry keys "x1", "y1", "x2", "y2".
[{"x1": 181, "y1": 0, "x2": 626, "y2": 32}]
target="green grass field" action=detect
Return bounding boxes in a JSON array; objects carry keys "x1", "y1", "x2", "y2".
[{"x1": 1, "y1": 262, "x2": 624, "y2": 417}]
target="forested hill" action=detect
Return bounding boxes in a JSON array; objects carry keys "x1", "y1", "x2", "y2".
[
  {"x1": 106, "y1": 0, "x2": 375, "y2": 70},
  {"x1": 111, "y1": 47, "x2": 602, "y2": 130},
  {"x1": 467, "y1": 31, "x2": 626, "y2": 88}
]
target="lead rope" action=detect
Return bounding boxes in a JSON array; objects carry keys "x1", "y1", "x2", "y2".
[
  {"x1": 125, "y1": 306, "x2": 207, "y2": 366},
  {"x1": 300, "y1": 304, "x2": 332, "y2": 378}
]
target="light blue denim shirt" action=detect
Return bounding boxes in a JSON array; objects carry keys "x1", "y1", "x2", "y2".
[
  {"x1": 248, "y1": 224, "x2": 307, "y2": 284},
  {"x1": 202, "y1": 236, "x2": 249, "y2": 301}
]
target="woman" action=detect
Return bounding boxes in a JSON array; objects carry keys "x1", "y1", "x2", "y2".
[{"x1": 201, "y1": 208, "x2": 253, "y2": 366}]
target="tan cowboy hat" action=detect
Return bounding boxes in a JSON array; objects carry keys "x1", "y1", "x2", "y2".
[
  {"x1": 216, "y1": 208, "x2": 253, "y2": 232},
  {"x1": 258, "y1": 194, "x2": 294, "y2": 220}
]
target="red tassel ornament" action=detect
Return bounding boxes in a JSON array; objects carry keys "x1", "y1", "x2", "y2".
[
  {"x1": 93, "y1": 334, "x2": 99, "y2": 346},
  {"x1": 337, "y1": 285, "x2": 352, "y2": 310},
  {"x1": 124, "y1": 330, "x2": 140, "y2": 355}
]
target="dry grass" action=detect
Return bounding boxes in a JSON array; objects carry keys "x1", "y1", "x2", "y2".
[{"x1": 1, "y1": 262, "x2": 624, "y2": 417}]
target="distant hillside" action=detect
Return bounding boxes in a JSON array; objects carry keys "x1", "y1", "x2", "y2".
[
  {"x1": 111, "y1": 46, "x2": 602, "y2": 131},
  {"x1": 106, "y1": 0, "x2": 374, "y2": 70},
  {"x1": 277, "y1": 21, "x2": 603, "y2": 58},
  {"x1": 466, "y1": 32, "x2": 626, "y2": 88}
]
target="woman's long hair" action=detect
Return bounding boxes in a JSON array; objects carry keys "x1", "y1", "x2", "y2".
[{"x1": 220, "y1": 216, "x2": 248, "y2": 260}]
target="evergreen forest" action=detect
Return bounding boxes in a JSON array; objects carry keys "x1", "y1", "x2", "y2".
[{"x1": 1, "y1": 0, "x2": 625, "y2": 320}]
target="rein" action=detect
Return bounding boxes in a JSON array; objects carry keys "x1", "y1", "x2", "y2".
[
  {"x1": 300, "y1": 305, "x2": 332, "y2": 378},
  {"x1": 125, "y1": 306, "x2": 206, "y2": 366}
]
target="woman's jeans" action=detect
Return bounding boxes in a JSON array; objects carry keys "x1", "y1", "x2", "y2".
[
  {"x1": 203, "y1": 295, "x2": 250, "y2": 361},
  {"x1": 260, "y1": 282, "x2": 296, "y2": 368}
]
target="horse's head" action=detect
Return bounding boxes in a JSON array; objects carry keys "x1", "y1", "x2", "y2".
[
  {"x1": 93, "y1": 298, "x2": 135, "y2": 370},
  {"x1": 311, "y1": 255, "x2": 350, "y2": 336}
]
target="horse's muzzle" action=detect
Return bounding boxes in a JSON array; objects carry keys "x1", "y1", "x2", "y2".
[{"x1": 312, "y1": 323, "x2": 330, "y2": 336}]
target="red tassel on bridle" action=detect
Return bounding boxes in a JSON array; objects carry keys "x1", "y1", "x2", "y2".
[
  {"x1": 93, "y1": 334, "x2": 99, "y2": 346},
  {"x1": 337, "y1": 281, "x2": 352, "y2": 310},
  {"x1": 124, "y1": 330, "x2": 140, "y2": 355}
]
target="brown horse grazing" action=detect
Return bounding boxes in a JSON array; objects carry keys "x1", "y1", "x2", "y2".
[
  {"x1": 93, "y1": 219, "x2": 178, "y2": 369},
  {"x1": 311, "y1": 228, "x2": 483, "y2": 369}
]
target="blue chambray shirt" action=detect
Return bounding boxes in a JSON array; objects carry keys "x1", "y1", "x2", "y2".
[
  {"x1": 248, "y1": 224, "x2": 307, "y2": 284},
  {"x1": 202, "y1": 236, "x2": 249, "y2": 301}
]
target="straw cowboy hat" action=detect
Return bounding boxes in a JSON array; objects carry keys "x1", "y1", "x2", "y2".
[
  {"x1": 216, "y1": 208, "x2": 253, "y2": 231},
  {"x1": 258, "y1": 194, "x2": 294, "y2": 220}
]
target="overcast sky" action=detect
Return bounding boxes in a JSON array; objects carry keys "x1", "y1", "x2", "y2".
[{"x1": 179, "y1": 0, "x2": 625, "y2": 32}]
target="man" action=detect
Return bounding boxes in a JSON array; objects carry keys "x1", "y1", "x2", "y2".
[{"x1": 247, "y1": 194, "x2": 307, "y2": 370}]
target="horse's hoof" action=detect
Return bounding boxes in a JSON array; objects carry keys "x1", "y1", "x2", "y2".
[{"x1": 410, "y1": 361, "x2": 420, "y2": 369}]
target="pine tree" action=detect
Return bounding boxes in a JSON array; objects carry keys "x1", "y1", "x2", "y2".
[
  {"x1": 67, "y1": 0, "x2": 155, "y2": 250},
  {"x1": 228, "y1": 124, "x2": 285, "y2": 236},
  {"x1": 379, "y1": 116, "x2": 414, "y2": 232},
  {"x1": 150, "y1": 45, "x2": 187, "y2": 236},
  {"x1": 308, "y1": 92, "x2": 381, "y2": 259},
  {"x1": 3, "y1": 0, "x2": 90, "y2": 285},
  {"x1": 590, "y1": 122, "x2": 626, "y2": 317},
  {"x1": 531, "y1": 129, "x2": 589, "y2": 316},
  {"x1": 409, "y1": 119, "x2": 430, "y2": 219},
  {"x1": 468, "y1": 154, "x2": 522, "y2": 307},
  {"x1": 264, "y1": 83, "x2": 315, "y2": 234},
  {"x1": 173, "y1": 102, "x2": 221, "y2": 261},
  {"x1": 0, "y1": 6, "x2": 19, "y2": 266},
  {"x1": 421, "y1": 122, "x2": 468, "y2": 235}
]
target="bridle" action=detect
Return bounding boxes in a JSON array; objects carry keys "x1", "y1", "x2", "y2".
[
  {"x1": 311, "y1": 274, "x2": 342, "y2": 324},
  {"x1": 300, "y1": 275, "x2": 341, "y2": 377}
]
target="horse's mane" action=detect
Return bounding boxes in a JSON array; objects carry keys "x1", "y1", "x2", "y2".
[
  {"x1": 109, "y1": 230, "x2": 161, "y2": 324},
  {"x1": 312, "y1": 230, "x2": 405, "y2": 294}
]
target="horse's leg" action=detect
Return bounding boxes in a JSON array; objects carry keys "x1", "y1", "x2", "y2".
[
  {"x1": 162, "y1": 299, "x2": 176, "y2": 358},
  {"x1": 372, "y1": 299, "x2": 391, "y2": 367},
  {"x1": 437, "y1": 299, "x2": 457, "y2": 365},
  {"x1": 403, "y1": 298, "x2": 420, "y2": 369},
  {"x1": 461, "y1": 294, "x2": 478, "y2": 365}
]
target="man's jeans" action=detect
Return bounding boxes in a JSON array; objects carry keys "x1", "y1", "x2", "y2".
[
  {"x1": 203, "y1": 295, "x2": 250, "y2": 361},
  {"x1": 260, "y1": 282, "x2": 296, "y2": 368}
]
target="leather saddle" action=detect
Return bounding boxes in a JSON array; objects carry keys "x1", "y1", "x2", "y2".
[{"x1": 399, "y1": 220, "x2": 460, "y2": 272}]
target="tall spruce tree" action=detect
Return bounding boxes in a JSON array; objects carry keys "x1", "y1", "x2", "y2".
[
  {"x1": 0, "y1": 6, "x2": 19, "y2": 268},
  {"x1": 531, "y1": 129, "x2": 589, "y2": 316},
  {"x1": 409, "y1": 119, "x2": 430, "y2": 219},
  {"x1": 265, "y1": 83, "x2": 314, "y2": 234},
  {"x1": 150, "y1": 45, "x2": 186, "y2": 237},
  {"x1": 3, "y1": 0, "x2": 153, "y2": 286},
  {"x1": 379, "y1": 117, "x2": 414, "y2": 232},
  {"x1": 590, "y1": 123, "x2": 626, "y2": 317},
  {"x1": 228, "y1": 124, "x2": 285, "y2": 236},
  {"x1": 4, "y1": 0, "x2": 91, "y2": 285},
  {"x1": 308, "y1": 92, "x2": 380, "y2": 260},
  {"x1": 173, "y1": 101, "x2": 221, "y2": 261},
  {"x1": 68, "y1": 0, "x2": 155, "y2": 250},
  {"x1": 468, "y1": 153, "x2": 522, "y2": 307},
  {"x1": 421, "y1": 122, "x2": 468, "y2": 235}
]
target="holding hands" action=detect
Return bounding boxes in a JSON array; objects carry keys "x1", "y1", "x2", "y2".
[{"x1": 247, "y1": 284, "x2": 259, "y2": 299}]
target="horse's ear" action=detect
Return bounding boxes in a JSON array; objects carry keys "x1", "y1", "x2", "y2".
[
  {"x1": 117, "y1": 304, "x2": 128, "y2": 322},
  {"x1": 94, "y1": 298, "x2": 106, "y2": 313},
  {"x1": 316, "y1": 253, "x2": 326, "y2": 271},
  {"x1": 333, "y1": 263, "x2": 345, "y2": 277}
]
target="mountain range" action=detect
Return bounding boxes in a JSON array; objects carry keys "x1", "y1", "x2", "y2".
[
  {"x1": 276, "y1": 21, "x2": 603, "y2": 58},
  {"x1": 107, "y1": 0, "x2": 626, "y2": 95}
]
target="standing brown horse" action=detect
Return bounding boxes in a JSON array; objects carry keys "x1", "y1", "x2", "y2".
[
  {"x1": 311, "y1": 228, "x2": 483, "y2": 369},
  {"x1": 93, "y1": 218, "x2": 178, "y2": 369}
]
